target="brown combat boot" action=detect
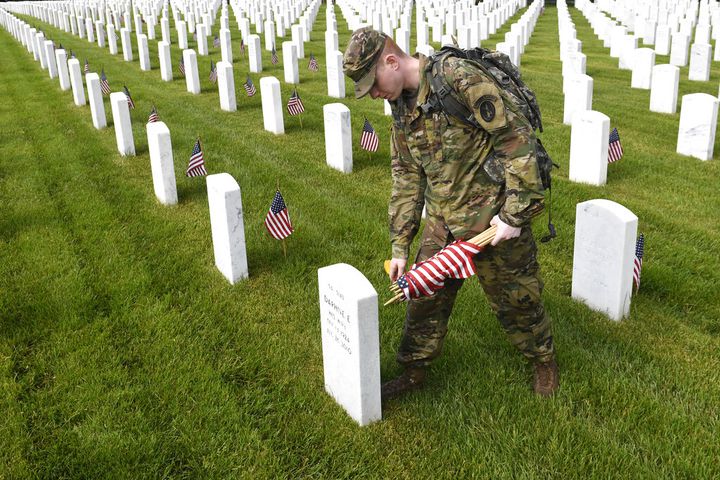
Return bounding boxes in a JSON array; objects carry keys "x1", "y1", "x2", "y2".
[
  {"x1": 381, "y1": 367, "x2": 427, "y2": 403},
  {"x1": 533, "y1": 357, "x2": 559, "y2": 397}
]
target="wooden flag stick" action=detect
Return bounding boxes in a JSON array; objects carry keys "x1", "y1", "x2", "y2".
[{"x1": 299, "y1": 115, "x2": 303, "y2": 128}]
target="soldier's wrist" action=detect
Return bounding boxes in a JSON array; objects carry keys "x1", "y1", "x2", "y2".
[{"x1": 391, "y1": 244, "x2": 410, "y2": 260}]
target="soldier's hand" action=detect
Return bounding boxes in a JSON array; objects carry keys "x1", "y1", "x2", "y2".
[
  {"x1": 490, "y1": 215, "x2": 522, "y2": 246},
  {"x1": 389, "y1": 258, "x2": 407, "y2": 282}
]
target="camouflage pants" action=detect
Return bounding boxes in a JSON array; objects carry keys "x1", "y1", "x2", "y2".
[{"x1": 398, "y1": 221, "x2": 554, "y2": 368}]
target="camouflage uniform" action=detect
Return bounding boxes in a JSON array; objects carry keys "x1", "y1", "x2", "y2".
[{"x1": 344, "y1": 28, "x2": 555, "y2": 370}]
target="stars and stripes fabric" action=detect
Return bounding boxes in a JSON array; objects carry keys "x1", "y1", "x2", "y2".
[
  {"x1": 308, "y1": 53, "x2": 319, "y2": 71},
  {"x1": 186, "y1": 139, "x2": 207, "y2": 177},
  {"x1": 608, "y1": 127, "x2": 624, "y2": 163},
  {"x1": 84, "y1": 58, "x2": 90, "y2": 73},
  {"x1": 360, "y1": 118, "x2": 379, "y2": 152},
  {"x1": 178, "y1": 56, "x2": 185, "y2": 76},
  {"x1": 213, "y1": 35, "x2": 220, "y2": 48},
  {"x1": 264, "y1": 190, "x2": 294, "y2": 240},
  {"x1": 99, "y1": 69, "x2": 111, "y2": 95},
  {"x1": 243, "y1": 75, "x2": 256, "y2": 96},
  {"x1": 287, "y1": 89, "x2": 304, "y2": 115},
  {"x1": 123, "y1": 85, "x2": 135, "y2": 109},
  {"x1": 633, "y1": 233, "x2": 644, "y2": 291},
  {"x1": 148, "y1": 105, "x2": 159, "y2": 123},
  {"x1": 396, "y1": 241, "x2": 483, "y2": 300},
  {"x1": 209, "y1": 60, "x2": 217, "y2": 83},
  {"x1": 271, "y1": 48, "x2": 279, "y2": 65}
]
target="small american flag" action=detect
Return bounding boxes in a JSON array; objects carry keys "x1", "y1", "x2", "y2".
[
  {"x1": 123, "y1": 85, "x2": 135, "y2": 109},
  {"x1": 396, "y1": 241, "x2": 482, "y2": 300},
  {"x1": 360, "y1": 118, "x2": 379, "y2": 152},
  {"x1": 264, "y1": 190, "x2": 294, "y2": 240},
  {"x1": 99, "y1": 69, "x2": 111, "y2": 95},
  {"x1": 213, "y1": 35, "x2": 220, "y2": 48},
  {"x1": 633, "y1": 233, "x2": 644, "y2": 291},
  {"x1": 240, "y1": 38, "x2": 245, "y2": 55},
  {"x1": 608, "y1": 127, "x2": 624, "y2": 163},
  {"x1": 178, "y1": 56, "x2": 185, "y2": 76},
  {"x1": 271, "y1": 48, "x2": 279, "y2": 64},
  {"x1": 84, "y1": 58, "x2": 90, "y2": 73},
  {"x1": 186, "y1": 139, "x2": 207, "y2": 177},
  {"x1": 148, "y1": 105, "x2": 159, "y2": 123},
  {"x1": 209, "y1": 60, "x2": 217, "y2": 83},
  {"x1": 308, "y1": 53, "x2": 318, "y2": 71},
  {"x1": 243, "y1": 75, "x2": 256, "y2": 96},
  {"x1": 287, "y1": 89, "x2": 304, "y2": 116}
]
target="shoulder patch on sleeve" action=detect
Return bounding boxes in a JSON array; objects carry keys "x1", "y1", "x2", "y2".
[{"x1": 466, "y1": 82, "x2": 508, "y2": 132}]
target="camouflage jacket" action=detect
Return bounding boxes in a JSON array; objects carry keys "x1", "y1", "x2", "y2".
[{"x1": 388, "y1": 54, "x2": 545, "y2": 259}]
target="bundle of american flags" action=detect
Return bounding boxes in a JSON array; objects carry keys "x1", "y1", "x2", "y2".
[
  {"x1": 360, "y1": 118, "x2": 379, "y2": 152},
  {"x1": 608, "y1": 127, "x2": 624, "y2": 163},
  {"x1": 264, "y1": 190, "x2": 294, "y2": 240},
  {"x1": 148, "y1": 105, "x2": 159, "y2": 123},
  {"x1": 178, "y1": 56, "x2": 185, "y2": 76},
  {"x1": 271, "y1": 48, "x2": 279, "y2": 65},
  {"x1": 209, "y1": 60, "x2": 217, "y2": 83},
  {"x1": 243, "y1": 75, "x2": 256, "y2": 96},
  {"x1": 287, "y1": 89, "x2": 304, "y2": 116},
  {"x1": 186, "y1": 139, "x2": 207, "y2": 177},
  {"x1": 308, "y1": 53, "x2": 319, "y2": 72},
  {"x1": 386, "y1": 225, "x2": 497, "y2": 305},
  {"x1": 99, "y1": 69, "x2": 111, "y2": 95},
  {"x1": 633, "y1": 233, "x2": 644, "y2": 291},
  {"x1": 123, "y1": 85, "x2": 135, "y2": 109}
]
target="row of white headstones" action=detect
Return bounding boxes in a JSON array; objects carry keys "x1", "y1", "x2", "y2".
[
  {"x1": 560, "y1": 0, "x2": 720, "y2": 189},
  {"x1": 1, "y1": 2, "x2": 642, "y2": 426}
]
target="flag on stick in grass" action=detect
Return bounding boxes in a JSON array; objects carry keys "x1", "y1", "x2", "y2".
[
  {"x1": 178, "y1": 55, "x2": 186, "y2": 76},
  {"x1": 271, "y1": 47, "x2": 279, "y2": 64},
  {"x1": 209, "y1": 60, "x2": 217, "y2": 83},
  {"x1": 99, "y1": 69, "x2": 111, "y2": 95},
  {"x1": 84, "y1": 58, "x2": 90, "y2": 73},
  {"x1": 287, "y1": 88, "x2": 305, "y2": 115},
  {"x1": 308, "y1": 53, "x2": 319, "y2": 71},
  {"x1": 360, "y1": 118, "x2": 379, "y2": 152},
  {"x1": 186, "y1": 139, "x2": 207, "y2": 177},
  {"x1": 243, "y1": 75, "x2": 256, "y2": 96},
  {"x1": 264, "y1": 190, "x2": 294, "y2": 240},
  {"x1": 213, "y1": 35, "x2": 220, "y2": 48},
  {"x1": 633, "y1": 233, "x2": 644, "y2": 291},
  {"x1": 148, "y1": 105, "x2": 159, "y2": 123},
  {"x1": 608, "y1": 127, "x2": 624, "y2": 163},
  {"x1": 123, "y1": 85, "x2": 135, "y2": 109}
]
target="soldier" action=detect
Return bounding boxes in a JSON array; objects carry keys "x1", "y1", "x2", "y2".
[{"x1": 342, "y1": 28, "x2": 559, "y2": 401}]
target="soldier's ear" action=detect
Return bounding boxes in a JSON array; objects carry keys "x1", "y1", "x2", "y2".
[{"x1": 384, "y1": 53, "x2": 400, "y2": 71}]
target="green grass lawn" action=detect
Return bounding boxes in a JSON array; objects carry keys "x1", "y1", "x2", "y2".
[{"x1": 1, "y1": 4, "x2": 719, "y2": 478}]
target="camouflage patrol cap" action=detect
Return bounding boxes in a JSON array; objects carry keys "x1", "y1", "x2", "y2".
[{"x1": 343, "y1": 27, "x2": 388, "y2": 99}]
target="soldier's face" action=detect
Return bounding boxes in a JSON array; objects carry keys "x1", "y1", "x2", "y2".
[{"x1": 369, "y1": 55, "x2": 404, "y2": 101}]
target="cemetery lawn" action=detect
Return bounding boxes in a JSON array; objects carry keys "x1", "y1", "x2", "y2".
[{"x1": 2, "y1": 5, "x2": 719, "y2": 479}]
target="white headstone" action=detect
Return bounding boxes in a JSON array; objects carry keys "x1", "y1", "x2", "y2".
[
  {"x1": 86, "y1": 17, "x2": 95, "y2": 42},
  {"x1": 220, "y1": 28, "x2": 233, "y2": 63},
  {"x1": 108, "y1": 24, "x2": 118, "y2": 54},
  {"x1": 569, "y1": 110, "x2": 610, "y2": 185},
  {"x1": 291, "y1": 24, "x2": 304, "y2": 58},
  {"x1": 96, "y1": 20, "x2": 106, "y2": 47},
  {"x1": 197, "y1": 24, "x2": 209, "y2": 55},
  {"x1": 43, "y1": 41, "x2": 57, "y2": 78},
  {"x1": 323, "y1": 103, "x2": 352, "y2": 173},
  {"x1": 146, "y1": 121, "x2": 177, "y2": 204},
  {"x1": 571, "y1": 199, "x2": 638, "y2": 322},
  {"x1": 183, "y1": 49, "x2": 201, "y2": 94},
  {"x1": 68, "y1": 58, "x2": 86, "y2": 106},
  {"x1": 318, "y1": 263, "x2": 381, "y2": 426},
  {"x1": 631, "y1": 48, "x2": 655, "y2": 89},
  {"x1": 161, "y1": 17, "x2": 170, "y2": 43},
  {"x1": 56, "y1": 49, "x2": 71, "y2": 90},
  {"x1": 138, "y1": 34, "x2": 151, "y2": 70},
  {"x1": 86, "y1": 73, "x2": 106, "y2": 129},
  {"x1": 670, "y1": 33, "x2": 689, "y2": 66},
  {"x1": 217, "y1": 61, "x2": 236, "y2": 112},
  {"x1": 120, "y1": 27, "x2": 133, "y2": 61},
  {"x1": 655, "y1": 24, "x2": 671, "y2": 55},
  {"x1": 649, "y1": 64, "x2": 679, "y2": 114},
  {"x1": 327, "y1": 50, "x2": 345, "y2": 98},
  {"x1": 260, "y1": 76, "x2": 284, "y2": 134},
  {"x1": 563, "y1": 74, "x2": 593, "y2": 125},
  {"x1": 158, "y1": 41, "x2": 172, "y2": 81},
  {"x1": 676, "y1": 93, "x2": 719, "y2": 161},
  {"x1": 688, "y1": 43, "x2": 711, "y2": 81},
  {"x1": 282, "y1": 41, "x2": 299, "y2": 84},
  {"x1": 110, "y1": 91, "x2": 135, "y2": 156},
  {"x1": 178, "y1": 20, "x2": 188, "y2": 49},
  {"x1": 248, "y1": 34, "x2": 262, "y2": 72},
  {"x1": 207, "y1": 173, "x2": 248, "y2": 284}
]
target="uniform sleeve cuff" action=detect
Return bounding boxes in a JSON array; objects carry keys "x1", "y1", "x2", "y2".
[{"x1": 392, "y1": 244, "x2": 410, "y2": 260}]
